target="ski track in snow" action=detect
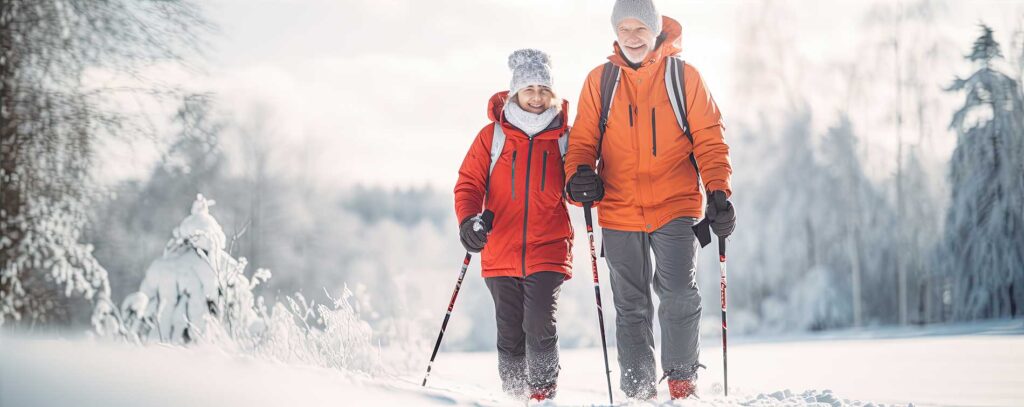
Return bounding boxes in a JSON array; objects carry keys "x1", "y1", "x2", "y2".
[{"x1": 3, "y1": 323, "x2": 1023, "y2": 407}]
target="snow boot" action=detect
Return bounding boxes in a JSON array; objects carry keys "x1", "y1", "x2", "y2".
[
  {"x1": 668, "y1": 379, "x2": 696, "y2": 400},
  {"x1": 529, "y1": 384, "x2": 556, "y2": 401}
]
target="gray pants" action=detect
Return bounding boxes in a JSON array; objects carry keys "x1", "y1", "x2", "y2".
[
  {"x1": 603, "y1": 217, "x2": 702, "y2": 399},
  {"x1": 485, "y1": 271, "x2": 564, "y2": 398}
]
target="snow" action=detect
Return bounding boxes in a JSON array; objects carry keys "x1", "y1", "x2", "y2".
[
  {"x1": 0, "y1": 337, "x2": 445, "y2": 407},
  {"x1": 173, "y1": 194, "x2": 226, "y2": 254},
  {"x1": 3, "y1": 321, "x2": 1022, "y2": 406}
]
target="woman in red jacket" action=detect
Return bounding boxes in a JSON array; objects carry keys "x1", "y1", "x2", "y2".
[{"x1": 453, "y1": 49, "x2": 573, "y2": 402}]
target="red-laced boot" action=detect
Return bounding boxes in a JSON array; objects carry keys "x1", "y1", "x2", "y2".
[{"x1": 668, "y1": 379, "x2": 696, "y2": 400}]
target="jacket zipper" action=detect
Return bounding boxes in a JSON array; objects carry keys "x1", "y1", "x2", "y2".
[
  {"x1": 520, "y1": 138, "x2": 536, "y2": 277},
  {"x1": 651, "y1": 107, "x2": 657, "y2": 157},
  {"x1": 540, "y1": 150, "x2": 549, "y2": 191},
  {"x1": 510, "y1": 151, "x2": 517, "y2": 200}
]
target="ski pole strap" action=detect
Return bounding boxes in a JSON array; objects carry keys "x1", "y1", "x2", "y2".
[
  {"x1": 693, "y1": 218, "x2": 712, "y2": 248},
  {"x1": 480, "y1": 209, "x2": 495, "y2": 232},
  {"x1": 583, "y1": 202, "x2": 594, "y2": 228}
]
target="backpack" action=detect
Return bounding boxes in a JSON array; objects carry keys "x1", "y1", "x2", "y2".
[{"x1": 597, "y1": 56, "x2": 712, "y2": 247}]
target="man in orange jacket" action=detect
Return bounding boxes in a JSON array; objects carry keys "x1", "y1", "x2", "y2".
[{"x1": 563, "y1": 0, "x2": 735, "y2": 400}]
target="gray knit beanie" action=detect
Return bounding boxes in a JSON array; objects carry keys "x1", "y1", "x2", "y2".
[
  {"x1": 508, "y1": 49, "x2": 553, "y2": 96},
  {"x1": 611, "y1": 0, "x2": 662, "y2": 36}
]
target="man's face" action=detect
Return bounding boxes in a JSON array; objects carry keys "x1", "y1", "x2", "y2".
[{"x1": 616, "y1": 18, "x2": 657, "y2": 64}]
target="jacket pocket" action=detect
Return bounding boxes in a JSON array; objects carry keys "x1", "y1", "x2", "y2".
[
  {"x1": 540, "y1": 150, "x2": 549, "y2": 191},
  {"x1": 511, "y1": 150, "x2": 517, "y2": 200},
  {"x1": 651, "y1": 107, "x2": 657, "y2": 157}
]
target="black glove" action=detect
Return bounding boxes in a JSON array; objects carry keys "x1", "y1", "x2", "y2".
[
  {"x1": 705, "y1": 190, "x2": 735, "y2": 238},
  {"x1": 567, "y1": 165, "x2": 604, "y2": 203},
  {"x1": 459, "y1": 210, "x2": 495, "y2": 253}
]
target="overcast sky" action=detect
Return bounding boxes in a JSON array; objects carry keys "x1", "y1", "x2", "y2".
[{"x1": 95, "y1": 0, "x2": 1024, "y2": 190}]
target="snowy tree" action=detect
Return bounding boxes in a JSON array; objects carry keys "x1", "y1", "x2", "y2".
[
  {"x1": 900, "y1": 147, "x2": 943, "y2": 323},
  {"x1": 0, "y1": 1, "x2": 208, "y2": 326},
  {"x1": 862, "y1": 0, "x2": 958, "y2": 326},
  {"x1": 160, "y1": 95, "x2": 229, "y2": 192},
  {"x1": 818, "y1": 114, "x2": 892, "y2": 328},
  {"x1": 941, "y1": 25, "x2": 1024, "y2": 320},
  {"x1": 89, "y1": 95, "x2": 229, "y2": 301},
  {"x1": 94, "y1": 194, "x2": 268, "y2": 343},
  {"x1": 741, "y1": 110, "x2": 867, "y2": 331},
  {"x1": 1012, "y1": 19, "x2": 1024, "y2": 85}
]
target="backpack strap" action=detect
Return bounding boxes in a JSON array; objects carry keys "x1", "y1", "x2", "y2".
[
  {"x1": 665, "y1": 56, "x2": 702, "y2": 179},
  {"x1": 484, "y1": 122, "x2": 506, "y2": 200},
  {"x1": 488, "y1": 122, "x2": 506, "y2": 176},
  {"x1": 557, "y1": 127, "x2": 569, "y2": 157},
  {"x1": 665, "y1": 56, "x2": 712, "y2": 247},
  {"x1": 597, "y1": 62, "x2": 621, "y2": 161}
]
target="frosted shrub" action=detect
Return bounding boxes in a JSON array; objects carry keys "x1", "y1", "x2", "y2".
[
  {"x1": 255, "y1": 288, "x2": 379, "y2": 374},
  {"x1": 94, "y1": 194, "x2": 384, "y2": 375}
]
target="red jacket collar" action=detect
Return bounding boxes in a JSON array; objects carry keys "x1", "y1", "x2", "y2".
[{"x1": 486, "y1": 91, "x2": 569, "y2": 140}]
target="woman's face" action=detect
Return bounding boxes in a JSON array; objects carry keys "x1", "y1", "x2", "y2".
[{"x1": 516, "y1": 85, "x2": 555, "y2": 114}]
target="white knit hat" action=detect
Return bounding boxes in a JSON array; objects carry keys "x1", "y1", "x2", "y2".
[
  {"x1": 611, "y1": 0, "x2": 662, "y2": 36},
  {"x1": 508, "y1": 49, "x2": 553, "y2": 95}
]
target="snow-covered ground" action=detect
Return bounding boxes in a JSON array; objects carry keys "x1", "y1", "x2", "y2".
[{"x1": 3, "y1": 320, "x2": 1022, "y2": 407}]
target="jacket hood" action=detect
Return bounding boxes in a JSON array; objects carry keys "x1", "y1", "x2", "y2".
[
  {"x1": 609, "y1": 15, "x2": 682, "y2": 68},
  {"x1": 487, "y1": 91, "x2": 569, "y2": 139}
]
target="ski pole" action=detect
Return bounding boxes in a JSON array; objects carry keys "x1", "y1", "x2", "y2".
[
  {"x1": 422, "y1": 210, "x2": 494, "y2": 387},
  {"x1": 583, "y1": 198, "x2": 614, "y2": 405},
  {"x1": 719, "y1": 235, "x2": 729, "y2": 396}
]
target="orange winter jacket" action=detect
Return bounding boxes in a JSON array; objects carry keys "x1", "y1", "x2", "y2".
[
  {"x1": 454, "y1": 92, "x2": 573, "y2": 279},
  {"x1": 564, "y1": 16, "x2": 732, "y2": 233}
]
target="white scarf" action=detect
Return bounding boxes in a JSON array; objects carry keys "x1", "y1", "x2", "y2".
[{"x1": 504, "y1": 100, "x2": 560, "y2": 137}]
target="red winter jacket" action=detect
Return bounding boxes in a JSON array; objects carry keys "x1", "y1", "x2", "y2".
[{"x1": 454, "y1": 91, "x2": 574, "y2": 279}]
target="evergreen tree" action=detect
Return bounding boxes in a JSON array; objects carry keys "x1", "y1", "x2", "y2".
[
  {"x1": 942, "y1": 24, "x2": 1024, "y2": 319},
  {"x1": 0, "y1": 1, "x2": 208, "y2": 326}
]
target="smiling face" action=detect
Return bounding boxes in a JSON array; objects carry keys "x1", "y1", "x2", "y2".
[
  {"x1": 616, "y1": 18, "x2": 657, "y2": 64},
  {"x1": 515, "y1": 85, "x2": 556, "y2": 114}
]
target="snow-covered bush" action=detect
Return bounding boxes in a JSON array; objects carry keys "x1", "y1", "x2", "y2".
[
  {"x1": 254, "y1": 288, "x2": 379, "y2": 374},
  {"x1": 93, "y1": 194, "x2": 266, "y2": 343},
  {"x1": 756, "y1": 267, "x2": 852, "y2": 333},
  {"x1": 93, "y1": 194, "x2": 385, "y2": 375}
]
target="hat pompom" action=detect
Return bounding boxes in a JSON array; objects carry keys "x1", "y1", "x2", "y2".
[{"x1": 508, "y1": 49, "x2": 551, "y2": 71}]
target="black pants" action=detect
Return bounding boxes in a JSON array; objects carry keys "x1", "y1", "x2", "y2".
[{"x1": 485, "y1": 271, "x2": 564, "y2": 398}]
